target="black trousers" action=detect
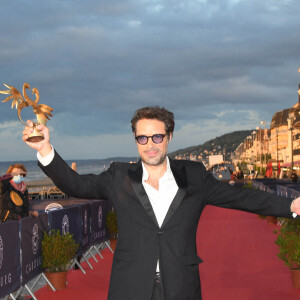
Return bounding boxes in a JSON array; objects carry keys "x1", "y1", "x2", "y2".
[{"x1": 151, "y1": 273, "x2": 163, "y2": 300}]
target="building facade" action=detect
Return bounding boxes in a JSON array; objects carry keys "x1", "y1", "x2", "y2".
[{"x1": 234, "y1": 94, "x2": 300, "y2": 177}]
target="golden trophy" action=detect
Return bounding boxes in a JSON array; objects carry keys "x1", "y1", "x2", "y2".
[{"x1": 0, "y1": 83, "x2": 53, "y2": 142}]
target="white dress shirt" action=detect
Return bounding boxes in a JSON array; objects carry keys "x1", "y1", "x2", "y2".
[
  {"x1": 141, "y1": 158, "x2": 178, "y2": 227},
  {"x1": 141, "y1": 157, "x2": 179, "y2": 271}
]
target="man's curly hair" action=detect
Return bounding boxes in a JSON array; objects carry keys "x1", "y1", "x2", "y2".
[{"x1": 131, "y1": 106, "x2": 175, "y2": 135}]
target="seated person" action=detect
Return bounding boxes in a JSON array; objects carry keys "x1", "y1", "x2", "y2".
[{"x1": 0, "y1": 163, "x2": 38, "y2": 222}]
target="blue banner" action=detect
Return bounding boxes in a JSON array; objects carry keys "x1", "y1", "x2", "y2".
[
  {"x1": 90, "y1": 200, "x2": 109, "y2": 245},
  {"x1": 48, "y1": 206, "x2": 81, "y2": 244},
  {"x1": 20, "y1": 213, "x2": 49, "y2": 285},
  {"x1": 79, "y1": 203, "x2": 91, "y2": 253},
  {"x1": 0, "y1": 221, "x2": 21, "y2": 297}
]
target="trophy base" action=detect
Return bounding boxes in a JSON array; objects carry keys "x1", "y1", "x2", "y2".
[
  {"x1": 27, "y1": 129, "x2": 44, "y2": 143},
  {"x1": 27, "y1": 135, "x2": 44, "y2": 142}
]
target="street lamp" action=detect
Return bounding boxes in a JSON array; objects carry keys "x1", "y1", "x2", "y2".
[
  {"x1": 251, "y1": 131, "x2": 256, "y2": 161},
  {"x1": 256, "y1": 126, "x2": 263, "y2": 173},
  {"x1": 275, "y1": 128, "x2": 279, "y2": 178},
  {"x1": 251, "y1": 131, "x2": 256, "y2": 146},
  {"x1": 288, "y1": 111, "x2": 296, "y2": 174},
  {"x1": 276, "y1": 128, "x2": 279, "y2": 163},
  {"x1": 247, "y1": 136, "x2": 252, "y2": 162},
  {"x1": 260, "y1": 121, "x2": 267, "y2": 170}
]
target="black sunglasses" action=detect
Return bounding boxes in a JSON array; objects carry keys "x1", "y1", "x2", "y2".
[{"x1": 135, "y1": 134, "x2": 167, "y2": 145}]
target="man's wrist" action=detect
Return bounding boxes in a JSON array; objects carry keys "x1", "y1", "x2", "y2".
[
  {"x1": 37, "y1": 145, "x2": 55, "y2": 166},
  {"x1": 291, "y1": 199, "x2": 298, "y2": 218},
  {"x1": 38, "y1": 143, "x2": 52, "y2": 157},
  {"x1": 291, "y1": 199, "x2": 295, "y2": 213}
]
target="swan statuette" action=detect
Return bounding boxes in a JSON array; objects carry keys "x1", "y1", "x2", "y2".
[{"x1": 0, "y1": 83, "x2": 53, "y2": 142}]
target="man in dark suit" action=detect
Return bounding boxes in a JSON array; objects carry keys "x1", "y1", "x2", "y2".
[{"x1": 23, "y1": 106, "x2": 300, "y2": 300}]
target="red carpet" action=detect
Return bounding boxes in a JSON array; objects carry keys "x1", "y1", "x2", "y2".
[
  {"x1": 35, "y1": 247, "x2": 112, "y2": 300},
  {"x1": 198, "y1": 206, "x2": 300, "y2": 300},
  {"x1": 35, "y1": 206, "x2": 300, "y2": 299}
]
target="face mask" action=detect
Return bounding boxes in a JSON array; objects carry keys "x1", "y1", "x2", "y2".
[{"x1": 12, "y1": 175, "x2": 23, "y2": 184}]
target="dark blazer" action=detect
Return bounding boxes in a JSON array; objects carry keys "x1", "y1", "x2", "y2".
[{"x1": 39, "y1": 151, "x2": 293, "y2": 300}]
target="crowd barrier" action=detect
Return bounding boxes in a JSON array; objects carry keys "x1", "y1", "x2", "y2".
[
  {"x1": 0, "y1": 199, "x2": 111, "y2": 299},
  {"x1": 251, "y1": 178, "x2": 292, "y2": 194},
  {"x1": 276, "y1": 184, "x2": 300, "y2": 199},
  {"x1": 252, "y1": 179, "x2": 300, "y2": 199},
  {"x1": 29, "y1": 187, "x2": 68, "y2": 200}
]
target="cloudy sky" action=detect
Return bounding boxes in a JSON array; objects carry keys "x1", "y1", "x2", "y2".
[{"x1": 0, "y1": 0, "x2": 299, "y2": 161}]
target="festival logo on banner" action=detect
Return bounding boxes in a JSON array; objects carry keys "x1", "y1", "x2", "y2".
[
  {"x1": 25, "y1": 223, "x2": 42, "y2": 275},
  {"x1": 62, "y1": 215, "x2": 70, "y2": 235},
  {"x1": 98, "y1": 206, "x2": 103, "y2": 229},
  {"x1": 32, "y1": 224, "x2": 39, "y2": 255},
  {"x1": 82, "y1": 209, "x2": 89, "y2": 248},
  {"x1": 84, "y1": 210, "x2": 88, "y2": 235},
  {"x1": 93, "y1": 203, "x2": 106, "y2": 241},
  {"x1": 0, "y1": 236, "x2": 3, "y2": 270},
  {"x1": 0, "y1": 234, "x2": 12, "y2": 288}
]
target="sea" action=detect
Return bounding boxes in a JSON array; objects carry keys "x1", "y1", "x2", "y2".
[{"x1": 0, "y1": 157, "x2": 138, "y2": 182}]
